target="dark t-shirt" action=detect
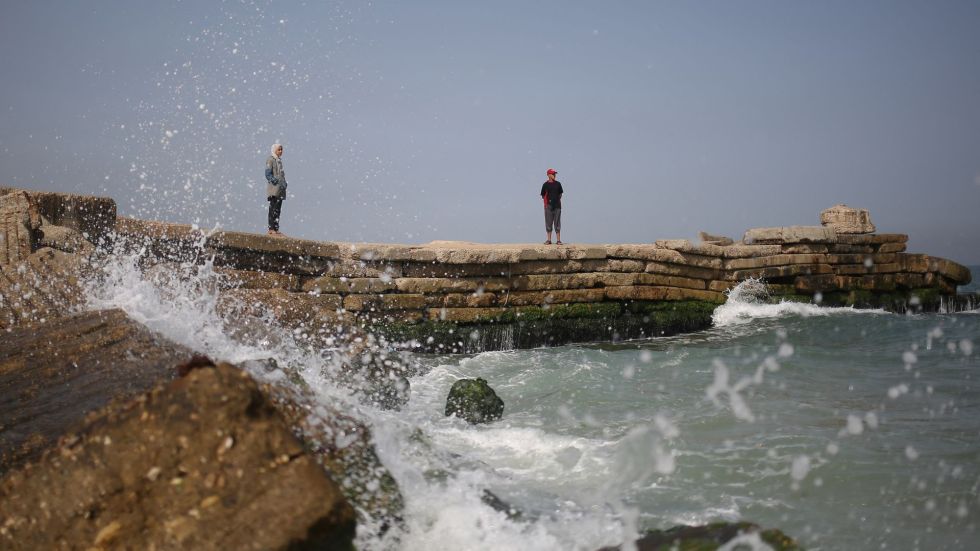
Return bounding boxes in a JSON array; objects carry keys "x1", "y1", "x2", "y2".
[{"x1": 541, "y1": 180, "x2": 563, "y2": 209}]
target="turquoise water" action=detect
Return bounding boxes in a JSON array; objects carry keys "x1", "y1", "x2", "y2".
[
  {"x1": 89, "y1": 253, "x2": 978, "y2": 550},
  {"x1": 384, "y1": 303, "x2": 980, "y2": 550}
]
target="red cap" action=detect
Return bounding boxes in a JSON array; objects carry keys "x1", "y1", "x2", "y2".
[{"x1": 547, "y1": 168, "x2": 557, "y2": 175}]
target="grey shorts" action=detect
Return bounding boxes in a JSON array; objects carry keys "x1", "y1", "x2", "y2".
[{"x1": 544, "y1": 206, "x2": 561, "y2": 232}]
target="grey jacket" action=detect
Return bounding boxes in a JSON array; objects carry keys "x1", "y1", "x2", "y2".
[{"x1": 265, "y1": 155, "x2": 287, "y2": 199}]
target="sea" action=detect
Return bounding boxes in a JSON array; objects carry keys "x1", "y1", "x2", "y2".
[{"x1": 88, "y1": 253, "x2": 980, "y2": 550}]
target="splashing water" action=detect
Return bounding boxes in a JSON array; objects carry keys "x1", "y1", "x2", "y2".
[
  {"x1": 712, "y1": 279, "x2": 888, "y2": 328},
  {"x1": 80, "y1": 247, "x2": 980, "y2": 550}
]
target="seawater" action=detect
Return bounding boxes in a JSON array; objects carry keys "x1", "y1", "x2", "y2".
[{"x1": 87, "y1": 251, "x2": 980, "y2": 550}]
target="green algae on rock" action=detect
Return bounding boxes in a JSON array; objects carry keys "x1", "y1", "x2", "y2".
[{"x1": 445, "y1": 378, "x2": 505, "y2": 424}]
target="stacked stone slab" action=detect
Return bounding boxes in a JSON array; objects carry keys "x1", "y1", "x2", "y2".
[{"x1": 111, "y1": 212, "x2": 972, "y2": 351}]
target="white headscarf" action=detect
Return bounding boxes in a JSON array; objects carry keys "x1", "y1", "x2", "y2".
[{"x1": 271, "y1": 143, "x2": 282, "y2": 157}]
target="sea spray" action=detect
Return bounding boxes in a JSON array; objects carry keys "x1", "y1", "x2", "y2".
[{"x1": 712, "y1": 278, "x2": 889, "y2": 328}]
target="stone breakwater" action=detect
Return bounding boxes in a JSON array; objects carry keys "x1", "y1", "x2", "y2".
[
  {"x1": 115, "y1": 212, "x2": 971, "y2": 352},
  {"x1": 1, "y1": 186, "x2": 973, "y2": 353}
]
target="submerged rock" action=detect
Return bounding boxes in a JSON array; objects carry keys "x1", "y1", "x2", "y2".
[
  {"x1": 0, "y1": 361, "x2": 356, "y2": 550},
  {"x1": 445, "y1": 378, "x2": 504, "y2": 424},
  {"x1": 600, "y1": 522, "x2": 801, "y2": 551}
]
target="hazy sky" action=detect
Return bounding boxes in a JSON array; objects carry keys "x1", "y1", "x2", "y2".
[{"x1": 1, "y1": 1, "x2": 978, "y2": 263}]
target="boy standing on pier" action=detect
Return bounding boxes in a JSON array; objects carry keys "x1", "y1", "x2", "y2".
[
  {"x1": 540, "y1": 168, "x2": 563, "y2": 245},
  {"x1": 265, "y1": 143, "x2": 287, "y2": 236}
]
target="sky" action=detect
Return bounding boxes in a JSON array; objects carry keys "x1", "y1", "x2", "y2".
[{"x1": 1, "y1": 0, "x2": 978, "y2": 264}]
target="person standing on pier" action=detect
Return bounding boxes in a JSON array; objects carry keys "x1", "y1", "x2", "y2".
[
  {"x1": 540, "y1": 168, "x2": 564, "y2": 245},
  {"x1": 265, "y1": 143, "x2": 288, "y2": 236}
]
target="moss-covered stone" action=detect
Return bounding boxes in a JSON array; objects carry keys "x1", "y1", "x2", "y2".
[
  {"x1": 445, "y1": 378, "x2": 504, "y2": 424},
  {"x1": 371, "y1": 300, "x2": 719, "y2": 352},
  {"x1": 600, "y1": 521, "x2": 802, "y2": 551}
]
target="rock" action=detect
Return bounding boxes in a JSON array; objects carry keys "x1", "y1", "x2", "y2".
[
  {"x1": 0, "y1": 190, "x2": 41, "y2": 266},
  {"x1": 445, "y1": 378, "x2": 504, "y2": 424},
  {"x1": 820, "y1": 203, "x2": 876, "y2": 234},
  {"x1": 0, "y1": 247, "x2": 91, "y2": 331},
  {"x1": 36, "y1": 221, "x2": 95, "y2": 255},
  {"x1": 0, "y1": 362, "x2": 356, "y2": 550},
  {"x1": 1, "y1": 187, "x2": 115, "y2": 245},
  {"x1": 599, "y1": 522, "x2": 801, "y2": 550},
  {"x1": 0, "y1": 309, "x2": 194, "y2": 472},
  {"x1": 743, "y1": 225, "x2": 837, "y2": 244},
  {"x1": 698, "y1": 231, "x2": 735, "y2": 246}
]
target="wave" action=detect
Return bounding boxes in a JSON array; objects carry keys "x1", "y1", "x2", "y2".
[{"x1": 712, "y1": 280, "x2": 888, "y2": 328}]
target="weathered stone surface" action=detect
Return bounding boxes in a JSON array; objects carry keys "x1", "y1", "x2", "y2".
[
  {"x1": 1, "y1": 187, "x2": 115, "y2": 244},
  {"x1": 645, "y1": 261, "x2": 721, "y2": 281},
  {"x1": 607, "y1": 259, "x2": 646, "y2": 272},
  {"x1": 36, "y1": 222, "x2": 95, "y2": 255},
  {"x1": 743, "y1": 225, "x2": 837, "y2": 244},
  {"x1": 836, "y1": 233, "x2": 908, "y2": 245},
  {"x1": 343, "y1": 293, "x2": 426, "y2": 311},
  {"x1": 426, "y1": 292, "x2": 498, "y2": 308},
  {"x1": 216, "y1": 268, "x2": 302, "y2": 291},
  {"x1": 0, "y1": 191, "x2": 40, "y2": 266},
  {"x1": 894, "y1": 273, "x2": 927, "y2": 289},
  {"x1": 654, "y1": 239, "x2": 728, "y2": 257},
  {"x1": 402, "y1": 262, "x2": 513, "y2": 278},
  {"x1": 394, "y1": 277, "x2": 481, "y2": 293},
  {"x1": 0, "y1": 309, "x2": 192, "y2": 473},
  {"x1": 351, "y1": 243, "x2": 436, "y2": 263},
  {"x1": 607, "y1": 245, "x2": 723, "y2": 268},
  {"x1": 720, "y1": 244, "x2": 783, "y2": 258},
  {"x1": 698, "y1": 231, "x2": 735, "y2": 246},
  {"x1": 781, "y1": 243, "x2": 829, "y2": 254},
  {"x1": 828, "y1": 243, "x2": 875, "y2": 254},
  {"x1": 210, "y1": 230, "x2": 341, "y2": 259},
  {"x1": 427, "y1": 307, "x2": 508, "y2": 322},
  {"x1": 424, "y1": 241, "x2": 606, "y2": 263},
  {"x1": 827, "y1": 253, "x2": 896, "y2": 265},
  {"x1": 211, "y1": 247, "x2": 334, "y2": 277},
  {"x1": 725, "y1": 254, "x2": 826, "y2": 270},
  {"x1": 509, "y1": 273, "x2": 600, "y2": 291},
  {"x1": 113, "y1": 217, "x2": 203, "y2": 262},
  {"x1": 0, "y1": 362, "x2": 356, "y2": 550},
  {"x1": 326, "y1": 258, "x2": 394, "y2": 278},
  {"x1": 221, "y1": 289, "x2": 342, "y2": 330},
  {"x1": 605, "y1": 286, "x2": 725, "y2": 303},
  {"x1": 877, "y1": 242, "x2": 907, "y2": 254},
  {"x1": 820, "y1": 203, "x2": 876, "y2": 234},
  {"x1": 595, "y1": 272, "x2": 639, "y2": 287},
  {"x1": 729, "y1": 263, "x2": 834, "y2": 282},
  {"x1": 346, "y1": 277, "x2": 397, "y2": 294},
  {"x1": 636, "y1": 273, "x2": 706, "y2": 290},
  {"x1": 0, "y1": 247, "x2": 89, "y2": 331},
  {"x1": 793, "y1": 274, "x2": 840, "y2": 292},
  {"x1": 445, "y1": 378, "x2": 504, "y2": 424},
  {"x1": 502, "y1": 288, "x2": 606, "y2": 306}
]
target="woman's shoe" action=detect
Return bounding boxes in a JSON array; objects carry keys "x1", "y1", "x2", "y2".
[
  {"x1": 556, "y1": 241, "x2": 563, "y2": 245},
  {"x1": 543, "y1": 240, "x2": 552, "y2": 245}
]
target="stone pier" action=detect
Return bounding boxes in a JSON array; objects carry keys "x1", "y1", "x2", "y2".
[{"x1": 2, "y1": 187, "x2": 972, "y2": 352}]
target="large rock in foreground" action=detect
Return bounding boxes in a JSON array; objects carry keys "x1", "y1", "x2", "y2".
[
  {"x1": 445, "y1": 378, "x2": 504, "y2": 424},
  {"x1": 0, "y1": 309, "x2": 194, "y2": 472},
  {"x1": 0, "y1": 362, "x2": 356, "y2": 550}
]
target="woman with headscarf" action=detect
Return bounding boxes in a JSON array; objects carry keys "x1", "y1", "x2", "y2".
[{"x1": 265, "y1": 143, "x2": 287, "y2": 235}]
